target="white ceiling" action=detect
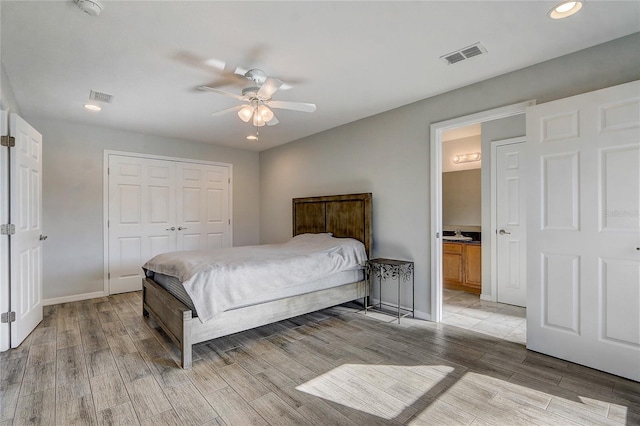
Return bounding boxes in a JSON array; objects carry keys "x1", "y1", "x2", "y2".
[{"x1": 2, "y1": 1, "x2": 639, "y2": 152}]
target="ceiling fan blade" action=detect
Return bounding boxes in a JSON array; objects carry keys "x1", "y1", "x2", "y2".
[
  {"x1": 267, "y1": 100, "x2": 316, "y2": 113},
  {"x1": 210, "y1": 105, "x2": 244, "y2": 117},
  {"x1": 200, "y1": 73, "x2": 247, "y2": 89},
  {"x1": 174, "y1": 51, "x2": 224, "y2": 72},
  {"x1": 234, "y1": 66, "x2": 249, "y2": 77},
  {"x1": 267, "y1": 115, "x2": 279, "y2": 126},
  {"x1": 197, "y1": 85, "x2": 243, "y2": 100},
  {"x1": 257, "y1": 78, "x2": 283, "y2": 98}
]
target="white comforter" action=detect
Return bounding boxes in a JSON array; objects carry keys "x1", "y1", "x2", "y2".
[{"x1": 142, "y1": 233, "x2": 367, "y2": 322}]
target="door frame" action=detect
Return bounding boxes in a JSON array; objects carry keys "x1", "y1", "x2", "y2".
[
  {"x1": 429, "y1": 100, "x2": 534, "y2": 322},
  {"x1": 489, "y1": 136, "x2": 526, "y2": 303},
  {"x1": 0, "y1": 110, "x2": 8, "y2": 352},
  {"x1": 102, "y1": 150, "x2": 233, "y2": 295}
]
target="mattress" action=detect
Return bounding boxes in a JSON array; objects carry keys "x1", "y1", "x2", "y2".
[
  {"x1": 143, "y1": 233, "x2": 367, "y2": 322},
  {"x1": 150, "y1": 267, "x2": 364, "y2": 317}
]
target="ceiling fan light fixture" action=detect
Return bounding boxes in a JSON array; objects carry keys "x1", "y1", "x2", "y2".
[
  {"x1": 252, "y1": 114, "x2": 267, "y2": 127},
  {"x1": 237, "y1": 105, "x2": 254, "y2": 122},
  {"x1": 257, "y1": 105, "x2": 274, "y2": 123},
  {"x1": 548, "y1": 1, "x2": 583, "y2": 19}
]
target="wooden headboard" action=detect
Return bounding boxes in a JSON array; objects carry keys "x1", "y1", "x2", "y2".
[{"x1": 292, "y1": 193, "x2": 372, "y2": 258}]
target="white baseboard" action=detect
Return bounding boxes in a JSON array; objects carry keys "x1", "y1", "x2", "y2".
[
  {"x1": 368, "y1": 297, "x2": 431, "y2": 321},
  {"x1": 413, "y1": 309, "x2": 431, "y2": 321},
  {"x1": 480, "y1": 293, "x2": 496, "y2": 302},
  {"x1": 43, "y1": 291, "x2": 106, "y2": 306}
]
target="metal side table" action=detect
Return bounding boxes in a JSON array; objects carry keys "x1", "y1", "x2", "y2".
[{"x1": 365, "y1": 258, "x2": 414, "y2": 323}]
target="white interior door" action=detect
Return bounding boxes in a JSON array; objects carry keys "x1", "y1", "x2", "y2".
[
  {"x1": 176, "y1": 163, "x2": 231, "y2": 251},
  {"x1": 108, "y1": 155, "x2": 176, "y2": 294},
  {"x1": 9, "y1": 113, "x2": 43, "y2": 348},
  {"x1": 496, "y1": 142, "x2": 527, "y2": 307},
  {"x1": 526, "y1": 80, "x2": 640, "y2": 381}
]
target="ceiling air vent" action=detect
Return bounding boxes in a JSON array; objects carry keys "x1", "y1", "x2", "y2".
[
  {"x1": 89, "y1": 90, "x2": 114, "y2": 104},
  {"x1": 441, "y1": 43, "x2": 487, "y2": 65}
]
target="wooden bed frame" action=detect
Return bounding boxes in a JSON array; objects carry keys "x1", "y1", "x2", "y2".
[{"x1": 142, "y1": 193, "x2": 372, "y2": 368}]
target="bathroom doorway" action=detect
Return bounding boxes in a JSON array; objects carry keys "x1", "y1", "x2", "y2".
[{"x1": 429, "y1": 101, "x2": 533, "y2": 340}]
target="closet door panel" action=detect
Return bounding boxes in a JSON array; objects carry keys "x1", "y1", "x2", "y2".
[
  {"x1": 204, "y1": 167, "x2": 230, "y2": 250},
  {"x1": 108, "y1": 156, "x2": 176, "y2": 294},
  {"x1": 176, "y1": 163, "x2": 230, "y2": 251}
]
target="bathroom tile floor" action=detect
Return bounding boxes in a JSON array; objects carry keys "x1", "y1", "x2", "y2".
[{"x1": 442, "y1": 289, "x2": 526, "y2": 344}]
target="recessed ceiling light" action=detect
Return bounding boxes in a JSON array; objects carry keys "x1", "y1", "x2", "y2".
[
  {"x1": 246, "y1": 135, "x2": 258, "y2": 140},
  {"x1": 84, "y1": 104, "x2": 102, "y2": 111},
  {"x1": 548, "y1": 1, "x2": 583, "y2": 19}
]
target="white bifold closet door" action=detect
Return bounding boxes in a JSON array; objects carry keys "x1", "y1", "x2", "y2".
[
  {"x1": 526, "y1": 80, "x2": 640, "y2": 381},
  {"x1": 107, "y1": 154, "x2": 231, "y2": 294},
  {"x1": 176, "y1": 162, "x2": 231, "y2": 251}
]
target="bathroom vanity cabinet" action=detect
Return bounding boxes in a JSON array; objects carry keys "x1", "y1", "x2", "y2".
[{"x1": 443, "y1": 242, "x2": 481, "y2": 294}]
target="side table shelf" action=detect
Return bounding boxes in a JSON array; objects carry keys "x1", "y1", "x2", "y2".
[{"x1": 365, "y1": 258, "x2": 414, "y2": 323}]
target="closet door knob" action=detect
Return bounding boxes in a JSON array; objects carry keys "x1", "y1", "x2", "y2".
[
  {"x1": 178, "y1": 226, "x2": 188, "y2": 231},
  {"x1": 39, "y1": 235, "x2": 48, "y2": 241},
  {"x1": 498, "y1": 229, "x2": 511, "y2": 235},
  {"x1": 166, "y1": 227, "x2": 175, "y2": 231}
]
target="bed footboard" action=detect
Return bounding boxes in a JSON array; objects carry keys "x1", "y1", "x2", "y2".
[
  {"x1": 142, "y1": 277, "x2": 366, "y2": 370},
  {"x1": 142, "y1": 278, "x2": 193, "y2": 368}
]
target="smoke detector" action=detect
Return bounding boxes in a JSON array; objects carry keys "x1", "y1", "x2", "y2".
[{"x1": 75, "y1": 0, "x2": 104, "y2": 16}]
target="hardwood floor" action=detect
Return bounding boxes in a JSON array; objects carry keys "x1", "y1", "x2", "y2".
[{"x1": 1, "y1": 291, "x2": 638, "y2": 425}]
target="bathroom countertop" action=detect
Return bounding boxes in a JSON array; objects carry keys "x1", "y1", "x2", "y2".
[
  {"x1": 443, "y1": 239, "x2": 481, "y2": 245},
  {"x1": 442, "y1": 230, "x2": 481, "y2": 244}
]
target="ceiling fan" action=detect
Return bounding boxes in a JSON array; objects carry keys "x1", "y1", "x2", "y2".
[{"x1": 197, "y1": 69, "x2": 316, "y2": 128}]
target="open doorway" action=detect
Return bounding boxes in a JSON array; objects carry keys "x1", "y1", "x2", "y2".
[
  {"x1": 430, "y1": 101, "x2": 533, "y2": 341},
  {"x1": 440, "y1": 125, "x2": 526, "y2": 342}
]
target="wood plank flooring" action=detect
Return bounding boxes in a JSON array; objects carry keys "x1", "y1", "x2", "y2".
[{"x1": 1, "y1": 291, "x2": 638, "y2": 425}]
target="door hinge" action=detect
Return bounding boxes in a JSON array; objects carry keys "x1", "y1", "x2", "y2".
[
  {"x1": 0, "y1": 224, "x2": 15, "y2": 235},
  {"x1": 0, "y1": 136, "x2": 15, "y2": 147},
  {"x1": 228, "y1": 178, "x2": 230, "y2": 184},
  {"x1": 1, "y1": 311, "x2": 16, "y2": 323},
  {"x1": 228, "y1": 219, "x2": 231, "y2": 225},
  {"x1": 108, "y1": 272, "x2": 111, "y2": 279}
]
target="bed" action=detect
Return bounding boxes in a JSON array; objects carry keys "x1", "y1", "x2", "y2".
[{"x1": 141, "y1": 193, "x2": 372, "y2": 368}]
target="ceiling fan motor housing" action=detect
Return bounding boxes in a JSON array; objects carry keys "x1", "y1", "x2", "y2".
[
  {"x1": 244, "y1": 69, "x2": 267, "y2": 85},
  {"x1": 242, "y1": 87, "x2": 261, "y2": 99}
]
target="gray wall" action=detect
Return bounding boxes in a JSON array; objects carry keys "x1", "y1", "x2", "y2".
[
  {"x1": 260, "y1": 33, "x2": 640, "y2": 318},
  {"x1": 0, "y1": 62, "x2": 20, "y2": 114},
  {"x1": 27, "y1": 118, "x2": 260, "y2": 300},
  {"x1": 442, "y1": 169, "x2": 482, "y2": 227}
]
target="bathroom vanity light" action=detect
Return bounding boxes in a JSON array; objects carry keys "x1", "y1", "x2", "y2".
[{"x1": 452, "y1": 152, "x2": 481, "y2": 164}]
